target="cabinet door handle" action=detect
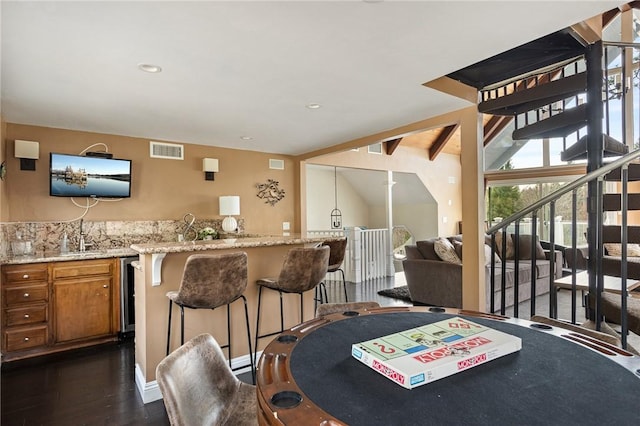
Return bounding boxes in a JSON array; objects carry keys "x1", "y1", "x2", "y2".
[
  {"x1": 22, "y1": 274, "x2": 29, "y2": 279},
  {"x1": 23, "y1": 293, "x2": 30, "y2": 298},
  {"x1": 103, "y1": 285, "x2": 109, "y2": 288},
  {"x1": 24, "y1": 314, "x2": 30, "y2": 318},
  {"x1": 24, "y1": 337, "x2": 30, "y2": 342}
]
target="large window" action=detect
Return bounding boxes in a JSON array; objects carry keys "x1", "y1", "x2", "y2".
[{"x1": 487, "y1": 180, "x2": 588, "y2": 246}]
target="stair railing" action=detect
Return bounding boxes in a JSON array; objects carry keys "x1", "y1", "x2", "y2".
[{"x1": 486, "y1": 148, "x2": 640, "y2": 348}]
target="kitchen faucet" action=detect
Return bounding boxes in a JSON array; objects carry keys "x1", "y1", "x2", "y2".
[
  {"x1": 79, "y1": 219, "x2": 86, "y2": 252},
  {"x1": 79, "y1": 219, "x2": 93, "y2": 252}
]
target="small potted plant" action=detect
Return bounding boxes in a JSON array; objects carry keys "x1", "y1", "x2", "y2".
[{"x1": 198, "y1": 227, "x2": 218, "y2": 240}]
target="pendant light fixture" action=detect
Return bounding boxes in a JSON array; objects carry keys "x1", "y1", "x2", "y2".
[{"x1": 330, "y1": 167, "x2": 342, "y2": 229}]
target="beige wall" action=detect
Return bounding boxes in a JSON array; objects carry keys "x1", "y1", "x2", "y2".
[
  {"x1": 3, "y1": 124, "x2": 297, "y2": 235},
  {"x1": 1, "y1": 117, "x2": 7, "y2": 220},
  {"x1": 305, "y1": 166, "x2": 369, "y2": 230},
  {"x1": 307, "y1": 146, "x2": 462, "y2": 237}
]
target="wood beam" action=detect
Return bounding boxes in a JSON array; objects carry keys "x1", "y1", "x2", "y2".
[
  {"x1": 483, "y1": 115, "x2": 512, "y2": 146},
  {"x1": 429, "y1": 124, "x2": 459, "y2": 160},
  {"x1": 383, "y1": 138, "x2": 402, "y2": 155}
]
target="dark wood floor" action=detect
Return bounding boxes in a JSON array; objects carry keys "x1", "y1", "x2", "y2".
[
  {"x1": 1, "y1": 276, "x2": 406, "y2": 425},
  {"x1": 1, "y1": 338, "x2": 170, "y2": 426}
]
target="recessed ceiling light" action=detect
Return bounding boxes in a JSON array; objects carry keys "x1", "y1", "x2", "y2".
[
  {"x1": 240, "y1": 136, "x2": 253, "y2": 141},
  {"x1": 306, "y1": 103, "x2": 321, "y2": 109},
  {"x1": 138, "y1": 63, "x2": 162, "y2": 73}
]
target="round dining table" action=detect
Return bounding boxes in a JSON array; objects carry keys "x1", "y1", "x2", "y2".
[{"x1": 256, "y1": 305, "x2": 640, "y2": 425}]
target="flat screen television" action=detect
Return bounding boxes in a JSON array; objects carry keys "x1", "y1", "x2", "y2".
[{"x1": 50, "y1": 152, "x2": 132, "y2": 198}]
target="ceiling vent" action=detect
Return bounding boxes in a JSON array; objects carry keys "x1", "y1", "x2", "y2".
[
  {"x1": 150, "y1": 141, "x2": 184, "y2": 160},
  {"x1": 269, "y1": 159, "x2": 285, "y2": 170}
]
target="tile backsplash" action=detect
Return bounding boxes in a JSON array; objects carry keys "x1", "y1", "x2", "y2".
[{"x1": 0, "y1": 217, "x2": 245, "y2": 257}]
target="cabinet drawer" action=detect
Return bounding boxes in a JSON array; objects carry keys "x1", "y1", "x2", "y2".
[
  {"x1": 3, "y1": 264, "x2": 48, "y2": 283},
  {"x1": 5, "y1": 326, "x2": 48, "y2": 352},
  {"x1": 5, "y1": 305, "x2": 48, "y2": 327},
  {"x1": 52, "y1": 260, "x2": 114, "y2": 280},
  {"x1": 4, "y1": 283, "x2": 49, "y2": 306}
]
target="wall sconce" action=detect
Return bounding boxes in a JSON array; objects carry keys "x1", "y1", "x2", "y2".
[
  {"x1": 202, "y1": 158, "x2": 219, "y2": 181},
  {"x1": 219, "y1": 195, "x2": 240, "y2": 233},
  {"x1": 15, "y1": 140, "x2": 40, "y2": 171}
]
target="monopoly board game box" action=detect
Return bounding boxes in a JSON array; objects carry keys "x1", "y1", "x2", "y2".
[{"x1": 351, "y1": 316, "x2": 522, "y2": 389}]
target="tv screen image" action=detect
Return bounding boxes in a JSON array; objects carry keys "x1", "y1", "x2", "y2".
[{"x1": 50, "y1": 153, "x2": 132, "y2": 198}]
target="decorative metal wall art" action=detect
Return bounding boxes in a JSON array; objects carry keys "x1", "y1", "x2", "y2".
[{"x1": 256, "y1": 179, "x2": 285, "y2": 206}]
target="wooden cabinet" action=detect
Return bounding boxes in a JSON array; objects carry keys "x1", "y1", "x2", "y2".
[
  {"x1": 53, "y1": 259, "x2": 117, "y2": 343},
  {"x1": 1, "y1": 258, "x2": 120, "y2": 361},
  {"x1": 2, "y1": 263, "x2": 50, "y2": 354}
]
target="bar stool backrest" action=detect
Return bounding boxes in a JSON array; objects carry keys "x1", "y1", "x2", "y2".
[
  {"x1": 322, "y1": 239, "x2": 347, "y2": 272},
  {"x1": 156, "y1": 333, "x2": 257, "y2": 425},
  {"x1": 173, "y1": 252, "x2": 248, "y2": 309},
  {"x1": 277, "y1": 246, "x2": 330, "y2": 293}
]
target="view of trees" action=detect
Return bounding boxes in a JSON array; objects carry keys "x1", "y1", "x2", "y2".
[{"x1": 486, "y1": 161, "x2": 588, "y2": 224}]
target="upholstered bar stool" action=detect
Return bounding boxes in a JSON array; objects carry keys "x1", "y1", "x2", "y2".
[
  {"x1": 322, "y1": 239, "x2": 348, "y2": 302},
  {"x1": 254, "y1": 246, "x2": 329, "y2": 360},
  {"x1": 166, "y1": 252, "x2": 254, "y2": 380}
]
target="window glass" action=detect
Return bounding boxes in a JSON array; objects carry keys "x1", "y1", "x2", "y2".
[{"x1": 487, "y1": 181, "x2": 587, "y2": 246}]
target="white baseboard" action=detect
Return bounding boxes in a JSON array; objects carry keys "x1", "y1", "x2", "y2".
[
  {"x1": 135, "y1": 363, "x2": 162, "y2": 404},
  {"x1": 135, "y1": 351, "x2": 262, "y2": 404}
]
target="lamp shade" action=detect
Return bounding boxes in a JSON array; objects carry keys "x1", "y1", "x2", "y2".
[
  {"x1": 219, "y1": 196, "x2": 240, "y2": 216},
  {"x1": 202, "y1": 158, "x2": 219, "y2": 172},
  {"x1": 15, "y1": 140, "x2": 40, "y2": 159}
]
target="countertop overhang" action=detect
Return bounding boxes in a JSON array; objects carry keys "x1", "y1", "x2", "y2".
[
  {"x1": 130, "y1": 234, "x2": 344, "y2": 255},
  {"x1": 1, "y1": 248, "x2": 138, "y2": 265}
]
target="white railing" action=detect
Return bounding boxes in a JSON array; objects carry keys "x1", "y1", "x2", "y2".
[{"x1": 307, "y1": 227, "x2": 390, "y2": 283}]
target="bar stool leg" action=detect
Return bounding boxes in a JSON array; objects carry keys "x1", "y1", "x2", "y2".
[
  {"x1": 300, "y1": 293, "x2": 304, "y2": 324},
  {"x1": 226, "y1": 304, "x2": 232, "y2": 369},
  {"x1": 240, "y1": 295, "x2": 255, "y2": 384},
  {"x1": 254, "y1": 286, "x2": 264, "y2": 367},
  {"x1": 180, "y1": 305, "x2": 185, "y2": 346},
  {"x1": 340, "y1": 268, "x2": 348, "y2": 302},
  {"x1": 166, "y1": 299, "x2": 173, "y2": 355},
  {"x1": 279, "y1": 290, "x2": 284, "y2": 332}
]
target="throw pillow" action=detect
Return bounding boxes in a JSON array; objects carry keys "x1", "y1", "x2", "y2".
[
  {"x1": 416, "y1": 239, "x2": 440, "y2": 260},
  {"x1": 514, "y1": 235, "x2": 546, "y2": 260},
  {"x1": 484, "y1": 244, "x2": 501, "y2": 265},
  {"x1": 494, "y1": 231, "x2": 514, "y2": 260},
  {"x1": 604, "y1": 243, "x2": 640, "y2": 257},
  {"x1": 434, "y1": 237, "x2": 462, "y2": 265},
  {"x1": 452, "y1": 239, "x2": 463, "y2": 260},
  {"x1": 604, "y1": 243, "x2": 622, "y2": 256}
]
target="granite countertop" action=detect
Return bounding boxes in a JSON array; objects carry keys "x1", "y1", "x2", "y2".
[
  {"x1": 0, "y1": 248, "x2": 138, "y2": 265},
  {"x1": 131, "y1": 234, "x2": 344, "y2": 254}
]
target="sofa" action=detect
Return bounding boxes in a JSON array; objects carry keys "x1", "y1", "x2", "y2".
[
  {"x1": 565, "y1": 244, "x2": 640, "y2": 280},
  {"x1": 402, "y1": 234, "x2": 563, "y2": 313}
]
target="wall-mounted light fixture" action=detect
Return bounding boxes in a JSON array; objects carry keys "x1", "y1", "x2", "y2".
[
  {"x1": 219, "y1": 195, "x2": 240, "y2": 233},
  {"x1": 202, "y1": 158, "x2": 219, "y2": 181},
  {"x1": 15, "y1": 140, "x2": 40, "y2": 171}
]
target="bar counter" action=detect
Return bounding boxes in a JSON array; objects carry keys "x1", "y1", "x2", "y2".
[{"x1": 131, "y1": 234, "x2": 343, "y2": 403}]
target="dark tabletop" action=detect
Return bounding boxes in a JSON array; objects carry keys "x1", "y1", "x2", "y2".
[{"x1": 289, "y1": 312, "x2": 640, "y2": 426}]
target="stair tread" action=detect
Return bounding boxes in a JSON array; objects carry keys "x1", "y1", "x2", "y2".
[
  {"x1": 512, "y1": 104, "x2": 587, "y2": 140},
  {"x1": 479, "y1": 72, "x2": 587, "y2": 116},
  {"x1": 602, "y1": 193, "x2": 640, "y2": 211},
  {"x1": 604, "y1": 163, "x2": 640, "y2": 181},
  {"x1": 602, "y1": 225, "x2": 640, "y2": 243},
  {"x1": 560, "y1": 134, "x2": 628, "y2": 162}
]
